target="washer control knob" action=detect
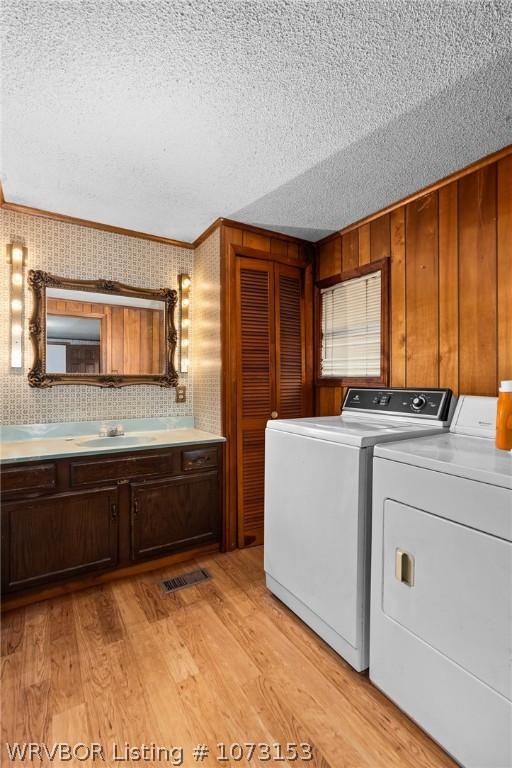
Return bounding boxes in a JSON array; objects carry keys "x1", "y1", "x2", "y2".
[{"x1": 411, "y1": 395, "x2": 427, "y2": 411}]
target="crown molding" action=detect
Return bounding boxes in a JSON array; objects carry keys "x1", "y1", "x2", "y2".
[
  {"x1": 0, "y1": 188, "x2": 313, "y2": 250},
  {"x1": 192, "y1": 218, "x2": 222, "y2": 247},
  {"x1": 220, "y1": 217, "x2": 312, "y2": 244},
  {"x1": 315, "y1": 143, "x2": 512, "y2": 247},
  {"x1": 2, "y1": 144, "x2": 510, "y2": 251},
  {"x1": 0, "y1": 189, "x2": 195, "y2": 249}
]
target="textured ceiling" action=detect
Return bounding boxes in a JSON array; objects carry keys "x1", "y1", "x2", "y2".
[{"x1": 1, "y1": 1, "x2": 511, "y2": 243}]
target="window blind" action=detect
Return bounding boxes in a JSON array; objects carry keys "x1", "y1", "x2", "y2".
[{"x1": 321, "y1": 270, "x2": 381, "y2": 378}]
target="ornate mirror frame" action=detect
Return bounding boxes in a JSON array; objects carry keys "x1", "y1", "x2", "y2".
[{"x1": 27, "y1": 270, "x2": 178, "y2": 388}]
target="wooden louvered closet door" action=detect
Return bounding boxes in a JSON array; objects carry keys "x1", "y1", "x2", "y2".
[
  {"x1": 236, "y1": 257, "x2": 307, "y2": 547},
  {"x1": 275, "y1": 263, "x2": 307, "y2": 418}
]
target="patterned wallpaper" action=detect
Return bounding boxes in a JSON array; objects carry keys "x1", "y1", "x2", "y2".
[
  {"x1": 0, "y1": 209, "x2": 197, "y2": 425},
  {"x1": 192, "y1": 228, "x2": 222, "y2": 435}
]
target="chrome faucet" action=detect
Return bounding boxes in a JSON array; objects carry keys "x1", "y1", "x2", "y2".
[{"x1": 99, "y1": 422, "x2": 125, "y2": 438}]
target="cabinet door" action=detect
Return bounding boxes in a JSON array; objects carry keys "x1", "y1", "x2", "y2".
[
  {"x1": 2, "y1": 487, "x2": 119, "y2": 593},
  {"x1": 66, "y1": 344, "x2": 100, "y2": 374},
  {"x1": 236, "y1": 258, "x2": 276, "y2": 548},
  {"x1": 130, "y1": 472, "x2": 220, "y2": 560}
]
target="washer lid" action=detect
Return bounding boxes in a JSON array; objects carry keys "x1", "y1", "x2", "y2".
[
  {"x1": 266, "y1": 415, "x2": 448, "y2": 448},
  {"x1": 374, "y1": 432, "x2": 512, "y2": 489}
]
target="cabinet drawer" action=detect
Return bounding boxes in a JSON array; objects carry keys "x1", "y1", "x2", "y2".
[
  {"x1": 1, "y1": 462, "x2": 57, "y2": 496},
  {"x1": 70, "y1": 451, "x2": 176, "y2": 487},
  {"x1": 181, "y1": 447, "x2": 217, "y2": 473}
]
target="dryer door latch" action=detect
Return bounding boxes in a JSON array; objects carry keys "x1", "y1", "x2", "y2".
[{"x1": 395, "y1": 549, "x2": 415, "y2": 587}]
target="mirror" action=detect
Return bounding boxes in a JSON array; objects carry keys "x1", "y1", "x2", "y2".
[
  {"x1": 28, "y1": 271, "x2": 178, "y2": 388},
  {"x1": 45, "y1": 288, "x2": 166, "y2": 375}
]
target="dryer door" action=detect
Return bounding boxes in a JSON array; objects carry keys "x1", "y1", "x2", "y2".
[
  {"x1": 371, "y1": 459, "x2": 512, "y2": 768},
  {"x1": 382, "y1": 499, "x2": 512, "y2": 700}
]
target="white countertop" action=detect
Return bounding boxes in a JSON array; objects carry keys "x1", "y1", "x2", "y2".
[{"x1": 1, "y1": 417, "x2": 225, "y2": 464}]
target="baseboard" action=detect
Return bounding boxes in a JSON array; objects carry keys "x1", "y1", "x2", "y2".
[{"x1": 1, "y1": 543, "x2": 221, "y2": 612}]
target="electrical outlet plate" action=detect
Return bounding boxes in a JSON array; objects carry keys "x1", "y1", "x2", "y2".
[{"x1": 176, "y1": 384, "x2": 186, "y2": 403}]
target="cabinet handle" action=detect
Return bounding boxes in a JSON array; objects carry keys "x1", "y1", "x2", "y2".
[
  {"x1": 395, "y1": 548, "x2": 415, "y2": 587},
  {"x1": 111, "y1": 503, "x2": 118, "y2": 520},
  {"x1": 132, "y1": 499, "x2": 139, "y2": 516},
  {"x1": 271, "y1": 411, "x2": 278, "y2": 419}
]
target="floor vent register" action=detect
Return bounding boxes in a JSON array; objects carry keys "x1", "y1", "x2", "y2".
[{"x1": 160, "y1": 568, "x2": 211, "y2": 593}]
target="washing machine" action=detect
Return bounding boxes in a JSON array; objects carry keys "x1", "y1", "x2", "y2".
[
  {"x1": 370, "y1": 395, "x2": 512, "y2": 767},
  {"x1": 264, "y1": 387, "x2": 455, "y2": 672}
]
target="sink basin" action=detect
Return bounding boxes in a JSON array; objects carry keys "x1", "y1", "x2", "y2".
[{"x1": 75, "y1": 434, "x2": 157, "y2": 449}]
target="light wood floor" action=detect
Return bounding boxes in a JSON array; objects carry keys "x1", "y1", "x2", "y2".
[{"x1": 1, "y1": 547, "x2": 456, "y2": 767}]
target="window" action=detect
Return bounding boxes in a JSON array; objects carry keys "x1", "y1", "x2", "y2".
[{"x1": 316, "y1": 260, "x2": 389, "y2": 386}]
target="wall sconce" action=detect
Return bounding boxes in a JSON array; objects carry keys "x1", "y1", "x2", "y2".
[
  {"x1": 178, "y1": 273, "x2": 191, "y2": 373},
  {"x1": 7, "y1": 242, "x2": 27, "y2": 369}
]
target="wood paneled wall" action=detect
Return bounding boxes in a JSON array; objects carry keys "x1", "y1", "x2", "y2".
[{"x1": 315, "y1": 151, "x2": 512, "y2": 415}]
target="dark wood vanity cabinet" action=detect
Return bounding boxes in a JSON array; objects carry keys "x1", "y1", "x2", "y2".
[{"x1": 1, "y1": 442, "x2": 222, "y2": 598}]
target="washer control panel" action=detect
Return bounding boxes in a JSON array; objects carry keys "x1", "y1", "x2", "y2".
[{"x1": 342, "y1": 388, "x2": 453, "y2": 421}]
